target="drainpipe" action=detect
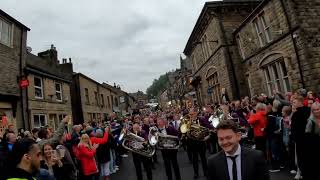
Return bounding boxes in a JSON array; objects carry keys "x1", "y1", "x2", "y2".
[
  {"x1": 218, "y1": 12, "x2": 240, "y2": 99},
  {"x1": 279, "y1": 0, "x2": 305, "y2": 88},
  {"x1": 19, "y1": 29, "x2": 26, "y2": 129}
]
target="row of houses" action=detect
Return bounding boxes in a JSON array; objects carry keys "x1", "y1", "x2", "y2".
[
  {"x1": 161, "y1": 0, "x2": 320, "y2": 107},
  {"x1": 0, "y1": 10, "x2": 135, "y2": 132}
]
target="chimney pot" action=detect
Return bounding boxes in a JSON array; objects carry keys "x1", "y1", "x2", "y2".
[{"x1": 69, "y1": 58, "x2": 72, "y2": 63}]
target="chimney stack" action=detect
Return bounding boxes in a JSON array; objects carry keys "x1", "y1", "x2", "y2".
[
  {"x1": 38, "y1": 44, "x2": 58, "y2": 64},
  {"x1": 62, "y1": 58, "x2": 67, "y2": 64}
]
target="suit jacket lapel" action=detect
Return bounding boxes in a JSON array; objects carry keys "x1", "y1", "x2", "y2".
[
  {"x1": 219, "y1": 152, "x2": 230, "y2": 180},
  {"x1": 241, "y1": 147, "x2": 249, "y2": 180}
]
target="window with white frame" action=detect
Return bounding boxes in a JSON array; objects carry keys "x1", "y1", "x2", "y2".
[
  {"x1": 253, "y1": 12, "x2": 272, "y2": 47},
  {"x1": 55, "y1": 83, "x2": 62, "y2": 101},
  {"x1": 34, "y1": 77, "x2": 43, "y2": 99},
  {"x1": 236, "y1": 35, "x2": 246, "y2": 59},
  {"x1": 263, "y1": 59, "x2": 291, "y2": 96},
  {"x1": 33, "y1": 114, "x2": 47, "y2": 128},
  {"x1": 0, "y1": 19, "x2": 12, "y2": 47}
]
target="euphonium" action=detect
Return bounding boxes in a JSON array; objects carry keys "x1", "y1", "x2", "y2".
[
  {"x1": 187, "y1": 123, "x2": 209, "y2": 141},
  {"x1": 180, "y1": 116, "x2": 209, "y2": 141},
  {"x1": 121, "y1": 130, "x2": 155, "y2": 158}
]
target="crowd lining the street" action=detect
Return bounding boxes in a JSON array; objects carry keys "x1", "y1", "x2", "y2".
[{"x1": 0, "y1": 88, "x2": 320, "y2": 180}]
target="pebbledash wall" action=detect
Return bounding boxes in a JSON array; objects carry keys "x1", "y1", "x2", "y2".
[{"x1": 235, "y1": 0, "x2": 320, "y2": 97}]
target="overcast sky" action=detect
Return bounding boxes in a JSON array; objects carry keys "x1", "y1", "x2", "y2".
[{"x1": 1, "y1": 0, "x2": 211, "y2": 93}]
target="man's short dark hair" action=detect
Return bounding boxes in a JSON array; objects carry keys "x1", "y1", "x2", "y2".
[
  {"x1": 38, "y1": 127, "x2": 48, "y2": 139},
  {"x1": 32, "y1": 128, "x2": 39, "y2": 134},
  {"x1": 216, "y1": 120, "x2": 240, "y2": 133},
  {"x1": 10, "y1": 138, "x2": 37, "y2": 167}
]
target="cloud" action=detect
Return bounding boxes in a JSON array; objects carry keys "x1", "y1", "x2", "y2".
[{"x1": 1, "y1": 0, "x2": 209, "y2": 93}]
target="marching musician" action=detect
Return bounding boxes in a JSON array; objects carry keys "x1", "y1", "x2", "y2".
[
  {"x1": 142, "y1": 117, "x2": 151, "y2": 134},
  {"x1": 189, "y1": 108, "x2": 213, "y2": 179},
  {"x1": 157, "y1": 117, "x2": 181, "y2": 180},
  {"x1": 131, "y1": 123, "x2": 153, "y2": 180},
  {"x1": 205, "y1": 106, "x2": 220, "y2": 154}
]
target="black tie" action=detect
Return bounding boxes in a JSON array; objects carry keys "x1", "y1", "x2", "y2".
[{"x1": 229, "y1": 155, "x2": 238, "y2": 180}]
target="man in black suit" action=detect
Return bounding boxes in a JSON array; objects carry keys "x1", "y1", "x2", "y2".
[
  {"x1": 207, "y1": 120, "x2": 269, "y2": 180},
  {"x1": 157, "y1": 118, "x2": 181, "y2": 180}
]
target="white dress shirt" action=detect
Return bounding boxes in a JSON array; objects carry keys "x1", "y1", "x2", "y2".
[
  {"x1": 159, "y1": 128, "x2": 167, "y2": 135},
  {"x1": 225, "y1": 144, "x2": 242, "y2": 180}
]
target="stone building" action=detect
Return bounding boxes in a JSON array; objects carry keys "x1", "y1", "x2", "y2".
[
  {"x1": 184, "y1": 0, "x2": 261, "y2": 106},
  {"x1": 0, "y1": 10, "x2": 29, "y2": 132},
  {"x1": 234, "y1": 0, "x2": 320, "y2": 96},
  {"x1": 102, "y1": 83, "x2": 135, "y2": 115},
  {"x1": 71, "y1": 73, "x2": 115, "y2": 125},
  {"x1": 130, "y1": 91, "x2": 148, "y2": 109},
  {"x1": 25, "y1": 46, "x2": 73, "y2": 129}
]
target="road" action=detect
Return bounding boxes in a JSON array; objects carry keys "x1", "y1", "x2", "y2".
[{"x1": 111, "y1": 149, "x2": 294, "y2": 180}]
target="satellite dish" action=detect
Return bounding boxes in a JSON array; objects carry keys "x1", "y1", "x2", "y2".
[{"x1": 27, "y1": 46, "x2": 32, "y2": 53}]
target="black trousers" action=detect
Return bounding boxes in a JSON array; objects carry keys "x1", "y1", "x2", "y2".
[
  {"x1": 255, "y1": 136, "x2": 267, "y2": 159},
  {"x1": 190, "y1": 139, "x2": 207, "y2": 176},
  {"x1": 161, "y1": 149, "x2": 181, "y2": 180},
  {"x1": 132, "y1": 153, "x2": 153, "y2": 180},
  {"x1": 80, "y1": 173, "x2": 99, "y2": 180},
  {"x1": 209, "y1": 132, "x2": 220, "y2": 154}
]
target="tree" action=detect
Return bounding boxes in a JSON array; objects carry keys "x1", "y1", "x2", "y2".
[{"x1": 146, "y1": 73, "x2": 169, "y2": 99}]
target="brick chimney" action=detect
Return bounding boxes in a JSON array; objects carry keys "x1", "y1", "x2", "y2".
[{"x1": 38, "y1": 44, "x2": 58, "y2": 64}]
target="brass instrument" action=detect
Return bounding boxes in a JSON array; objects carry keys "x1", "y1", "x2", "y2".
[
  {"x1": 187, "y1": 123, "x2": 209, "y2": 141},
  {"x1": 120, "y1": 130, "x2": 155, "y2": 158},
  {"x1": 148, "y1": 126, "x2": 158, "y2": 146},
  {"x1": 149, "y1": 126, "x2": 180, "y2": 150},
  {"x1": 180, "y1": 116, "x2": 191, "y2": 134},
  {"x1": 180, "y1": 116, "x2": 209, "y2": 141},
  {"x1": 157, "y1": 130, "x2": 180, "y2": 150}
]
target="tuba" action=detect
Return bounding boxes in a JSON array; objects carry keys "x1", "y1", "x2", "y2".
[{"x1": 121, "y1": 130, "x2": 155, "y2": 158}]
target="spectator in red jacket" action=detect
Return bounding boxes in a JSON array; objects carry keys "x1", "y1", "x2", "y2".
[
  {"x1": 78, "y1": 134, "x2": 99, "y2": 180},
  {"x1": 86, "y1": 127, "x2": 109, "y2": 145},
  {"x1": 248, "y1": 103, "x2": 268, "y2": 158}
]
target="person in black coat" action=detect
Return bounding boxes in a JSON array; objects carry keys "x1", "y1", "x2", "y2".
[
  {"x1": 207, "y1": 120, "x2": 269, "y2": 180},
  {"x1": 291, "y1": 95, "x2": 311, "y2": 177},
  {"x1": 96, "y1": 129, "x2": 111, "y2": 180},
  {"x1": 157, "y1": 118, "x2": 181, "y2": 180}
]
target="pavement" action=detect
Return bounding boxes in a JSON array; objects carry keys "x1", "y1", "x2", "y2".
[{"x1": 111, "y1": 149, "x2": 294, "y2": 180}]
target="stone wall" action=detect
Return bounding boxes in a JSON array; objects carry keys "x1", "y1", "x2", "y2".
[
  {"x1": 77, "y1": 75, "x2": 112, "y2": 123},
  {"x1": 27, "y1": 74, "x2": 72, "y2": 129}
]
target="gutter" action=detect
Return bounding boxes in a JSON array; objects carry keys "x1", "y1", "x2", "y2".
[
  {"x1": 19, "y1": 28, "x2": 26, "y2": 129},
  {"x1": 279, "y1": 0, "x2": 305, "y2": 88},
  {"x1": 218, "y1": 12, "x2": 240, "y2": 100}
]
